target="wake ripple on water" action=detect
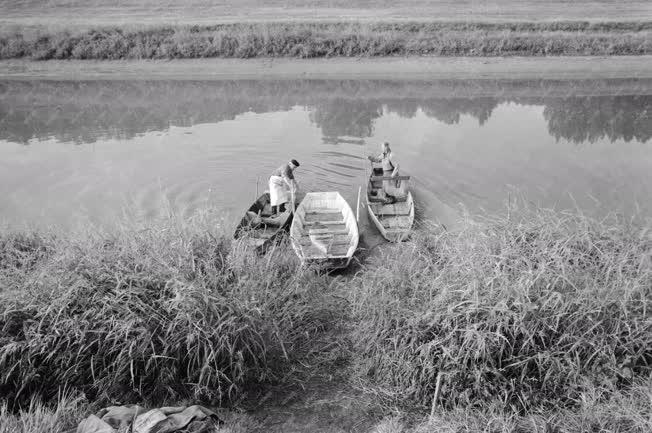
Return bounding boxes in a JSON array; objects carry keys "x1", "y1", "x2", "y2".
[{"x1": 315, "y1": 150, "x2": 367, "y2": 160}]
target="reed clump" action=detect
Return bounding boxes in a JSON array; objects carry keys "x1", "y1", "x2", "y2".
[
  {"x1": 1, "y1": 21, "x2": 650, "y2": 60},
  {"x1": 0, "y1": 221, "x2": 338, "y2": 407},
  {"x1": 350, "y1": 209, "x2": 652, "y2": 411}
]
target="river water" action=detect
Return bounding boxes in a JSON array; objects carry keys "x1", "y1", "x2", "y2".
[{"x1": 1, "y1": 79, "x2": 651, "y2": 231}]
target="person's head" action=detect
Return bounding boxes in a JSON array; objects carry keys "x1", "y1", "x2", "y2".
[
  {"x1": 289, "y1": 159, "x2": 300, "y2": 170},
  {"x1": 382, "y1": 142, "x2": 391, "y2": 154}
]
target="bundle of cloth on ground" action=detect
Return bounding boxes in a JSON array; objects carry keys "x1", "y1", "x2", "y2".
[{"x1": 72, "y1": 405, "x2": 222, "y2": 433}]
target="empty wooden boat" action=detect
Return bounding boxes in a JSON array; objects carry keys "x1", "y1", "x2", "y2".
[
  {"x1": 234, "y1": 192, "x2": 293, "y2": 253},
  {"x1": 367, "y1": 166, "x2": 415, "y2": 242},
  {"x1": 290, "y1": 191, "x2": 359, "y2": 269}
]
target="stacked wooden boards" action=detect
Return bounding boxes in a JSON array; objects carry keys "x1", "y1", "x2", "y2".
[
  {"x1": 233, "y1": 192, "x2": 293, "y2": 253},
  {"x1": 290, "y1": 191, "x2": 359, "y2": 269},
  {"x1": 366, "y1": 167, "x2": 415, "y2": 242}
]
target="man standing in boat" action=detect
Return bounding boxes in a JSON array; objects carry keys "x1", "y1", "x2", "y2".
[
  {"x1": 269, "y1": 159, "x2": 300, "y2": 215},
  {"x1": 368, "y1": 142, "x2": 400, "y2": 201}
]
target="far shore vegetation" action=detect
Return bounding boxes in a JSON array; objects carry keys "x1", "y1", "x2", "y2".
[
  {"x1": 1, "y1": 204, "x2": 650, "y2": 431},
  {"x1": 1, "y1": 21, "x2": 651, "y2": 60}
]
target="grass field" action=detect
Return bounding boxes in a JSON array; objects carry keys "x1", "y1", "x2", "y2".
[
  {"x1": 1, "y1": 1, "x2": 651, "y2": 59},
  {"x1": 2, "y1": 1, "x2": 652, "y2": 28},
  {"x1": 1, "y1": 206, "x2": 650, "y2": 431}
]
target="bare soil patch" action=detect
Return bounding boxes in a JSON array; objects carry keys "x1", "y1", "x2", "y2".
[{"x1": 2, "y1": 56, "x2": 652, "y2": 80}]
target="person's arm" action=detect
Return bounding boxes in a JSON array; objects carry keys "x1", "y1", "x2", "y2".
[
  {"x1": 389, "y1": 155, "x2": 399, "y2": 177},
  {"x1": 367, "y1": 153, "x2": 382, "y2": 163},
  {"x1": 282, "y1": 171, "x2": 298, "y2": 192}
]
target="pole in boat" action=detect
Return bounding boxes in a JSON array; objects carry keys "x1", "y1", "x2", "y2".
[{"x1": 255, "y1": 176, "x2": 259, "y2": 200}]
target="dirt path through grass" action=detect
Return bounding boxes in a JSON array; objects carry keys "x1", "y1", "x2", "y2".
[{"x1": 238, "y1": 266, "x2": 381, "y2": 432}]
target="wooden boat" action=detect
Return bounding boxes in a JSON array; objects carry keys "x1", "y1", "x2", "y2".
[
  {"x1": 233, "y1": 192, "x2": 293, "y2": 253},
  {"x1": 366, "y1": 166, "x2": 415, "y2": 242},
  {"x1": 290, "y1": 191, "x2": 359, "y2": 269}
]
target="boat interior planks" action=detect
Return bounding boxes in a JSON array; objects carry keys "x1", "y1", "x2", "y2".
[
  {"x1": 290, "y1": 191, "x2": 359, "y2": 269},
  {"x1": 234, "y1": 192, "x2": 293, "y2": 253},
  {"x1": 366, "y1": 165, "x2": 415, "y2": 242}
]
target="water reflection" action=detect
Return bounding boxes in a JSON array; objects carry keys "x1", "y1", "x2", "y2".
[
  {"x1": 311, "y1": 99, "x2": 382, "y2": 138},
  {"x1": 542, "y1": 95, "x2": 652, "y2": 143},
  {"x1": 418, "y1": 97, "x2": 497, "y2": 125},
  {"x1": 0, "y1": 78, "x2": 651, "y2": 229},
  {"x1": 1, "y1": 79, "x2": 651, "y2": 145}
]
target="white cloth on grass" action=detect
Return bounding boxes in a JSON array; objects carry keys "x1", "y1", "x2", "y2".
[{"x1": 73, "y1": 405, "x2": 222, "y2": 433}]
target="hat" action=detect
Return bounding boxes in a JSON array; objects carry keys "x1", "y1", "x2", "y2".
[{"x1": 290, "y1": 159, "x2": 300, "y2": 167}]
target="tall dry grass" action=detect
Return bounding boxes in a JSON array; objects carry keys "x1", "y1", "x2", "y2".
[
  {"x1": 0, "y1": 214, "x2": 340, "y2": 408},
  {"x1": 1, "y1": 205, "x2": 651, "y2": 430},
  {"x1": 0, "y1": 21, "x2": 650, "y2": 60},
  {"x1": 350, "y1": 207, "x2": 651, "y2": 411}
]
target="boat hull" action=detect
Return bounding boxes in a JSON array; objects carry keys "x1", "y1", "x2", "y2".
[
  {"x1": 233, "y1": 192, "x2": 293, "y2": 253},
  {"x1": 366, "y1": 170, "x2": 415, "y2": 242}
]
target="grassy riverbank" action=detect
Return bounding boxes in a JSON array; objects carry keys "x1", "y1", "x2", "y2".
[
  {"x1": 1, "y1": 21, "x2": 651, "y2": 60},
  {"x1": 0, "y1": 219, "x2": 341, "y2": 407},
  {"x1": 1, "y1": 206, "x2": 650, "y2": 431},
  {"x1": 350, "y1": 211, "x2": 651, "y2": 410}
]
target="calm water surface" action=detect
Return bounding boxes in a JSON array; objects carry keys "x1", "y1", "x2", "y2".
[{"x1": 1, "y1": 79, "x2": 651, "y2": 230}]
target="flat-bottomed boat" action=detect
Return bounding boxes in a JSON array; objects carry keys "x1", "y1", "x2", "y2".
[
  {"x1": 290, "y1": 191, "x2": 359, "y2": 269},
  {"x1": 367, "y1": 167, "x2": 414, "y2": 242},
  {"x1": 234, "y1": 192, "x2": 293, "y2": 253}
]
